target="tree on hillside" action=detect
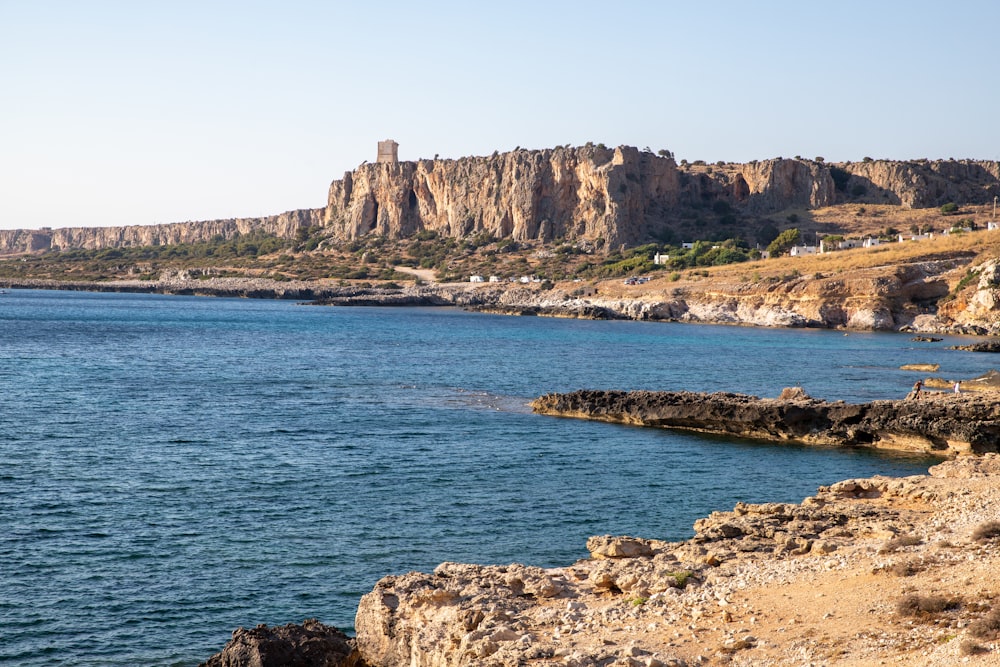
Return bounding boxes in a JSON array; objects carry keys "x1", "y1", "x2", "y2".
[{"x1": 766, "y1": 228, "x2": 801, "y2": 257}]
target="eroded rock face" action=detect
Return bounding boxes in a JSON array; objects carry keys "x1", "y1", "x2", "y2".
[
  {"x1": 324, "y1": 146, "x2": 679, "y2": 248},
  {"x1": 738, "y1": 159, "x2": 835, "y2": 212},
  {"x1": 0, "y1": 209, "x2": 322, "y2": 255},
  {"x1": 842, "y1": 159, "x2": 1000, "y2": 208},
  {"x1": 349, "y1": 454, "x2": 1000, "y2": 666},
  {"x1": 530, "y1": 389, "x2": 1000, "y2": 455},
  {"x1": 937, "y1": 258, "x2": 1000, "y2": 331},
  {"x1": 3, "y1": 151, "x2": 998, "y2": 257},
  {"x1": 354, "y1": 562, "x2": 567, "y2": 667},
  {"x1": 199, "y1": 619, "x2": 358, "y2": 667}
]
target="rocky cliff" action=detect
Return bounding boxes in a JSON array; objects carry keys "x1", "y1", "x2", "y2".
[
  {"x1": 0, "y1": 208, "x2": 322, "y2": 256},
  {"x1": 321, "y1": 152, "x2": 1000, "y2": 248},
  {"x1": 5, "y1": 148, "x2": 998, "y2": 257},
  {"x1": 323, "y1": 145, "x2": 680, "y2": 246},
  {"x1": 841, "y1": 159, "x2": 1000, "y2": 208}
]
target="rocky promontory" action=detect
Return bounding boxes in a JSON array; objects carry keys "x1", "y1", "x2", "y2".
[
  {"x1": 530, "y1": 389, "x2": 1000, "y2": 456},
  {"x1": 203, "y1": 455, "x2": 1000, "y2": 666},
  {"x1": 3, "y1": 149, "x2": 999, "y2": 256}
]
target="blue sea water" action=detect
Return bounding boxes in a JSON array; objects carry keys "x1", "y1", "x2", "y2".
[{"x1": 0, "y1": 289, "x2": 989, "y2": 665}]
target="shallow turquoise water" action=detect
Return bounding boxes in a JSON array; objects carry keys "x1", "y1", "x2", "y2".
[{"x1": 0, "y1": 289, "x2": 985, "y2": 665}]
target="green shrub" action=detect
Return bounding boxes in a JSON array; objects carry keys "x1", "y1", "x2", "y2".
[
  {"x1": 766, "y1": 228, "x2": 800, "y2": 257},
  {"x1": 668, "y1": 571, "x2": 693, "y2": 588},
  {"x1": 940, "y1": 202, "x2": 959, "y2": 215}
]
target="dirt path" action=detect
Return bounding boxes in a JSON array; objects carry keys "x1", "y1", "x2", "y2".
[{"x1": 393, "y1": 266, "x2": 438, "y2": 282}]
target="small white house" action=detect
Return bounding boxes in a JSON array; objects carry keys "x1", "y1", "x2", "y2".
[
  {"x1": 898, "y1": 233, "x2": 933, "y2": 243},
  {"x1": 488, "y1": 275, "x2": 501, "y2": 283},
  {"x1": 681, "y1": 242, "x2": 695, "y2": 250},
  {"x1": 863, "y1": 237, "x2": 882, "y2": 248},
  {"x1": 654, "y1": 253, "x2": 670, "y2": 265},
  {"x1": 789, "y1": 245, "x2": 817, "y2": 257},
  {"x1": 988, "y1": 221, "x2": 999, "y2": 231},
  {"x1": 470, "y1": 275, "x2": 484, "y2": 283}
]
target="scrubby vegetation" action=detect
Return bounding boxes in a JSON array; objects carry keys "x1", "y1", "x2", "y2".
[
  {"x1": 895, "y1": 594, "x2": 960, "y2": 617},
  {"x1": 971, "y1": 521, "x2": 1000, "y2": 542},
  {"x1": 2, "y1": 199, "x2": 999, "y2": 287}
]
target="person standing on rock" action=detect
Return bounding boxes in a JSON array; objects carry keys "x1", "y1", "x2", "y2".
[
  {"x1": 954, "y1": 381, "x2": 961, "y2": 394},
  {"x1": 912, "y1": 380, "x2": 923, "y2": 399}
]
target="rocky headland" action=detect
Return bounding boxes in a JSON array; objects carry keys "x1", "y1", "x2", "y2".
[
  {"x1": 203, "y1": 454, "x2": 1000, "y2": 666},
  {"x1": 2, "y1": 149, "x2": 999, "y2": 256},
  {"x1": 529, "y1": 389, "x2": 1000, "y2": 457},
  {"x1": 4, "y1": 145, "x2": 1000, "y2": 336}
]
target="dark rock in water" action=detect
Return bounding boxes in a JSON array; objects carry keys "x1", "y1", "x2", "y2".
[
  {"x1": 948, "y1": 341, "x2": 1000, "y2": 352},
  {"x1": 910, "y1": 336, "x2": 942, "y2": 342},
  {"x1": 530, "y1": 389, "x2": 1000, "y2": 456},
  {"x1": 199, "y1": 619, "x2": 359, "y2": 667}
]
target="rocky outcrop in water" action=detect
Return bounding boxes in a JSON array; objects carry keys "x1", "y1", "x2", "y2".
[
  {"x1": 530, "y1": 389, "x2": 1000, "y2": 456},
  {"x1": 199, "y1": 619, "x2": 358, "y2": 667}
]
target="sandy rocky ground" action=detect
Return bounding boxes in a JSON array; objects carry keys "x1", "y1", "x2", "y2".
[{"x1": 347, "y1": 454, "x2": 1000, "y2": 667}]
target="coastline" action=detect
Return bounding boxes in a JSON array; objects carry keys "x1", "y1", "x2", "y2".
[
  {"x1": 530, "y1": 389, "x2": 1000, "y2": 457},
  {"x1": 204, "y1": 455, "x2": 1000, "y2": 666},
  {"x1": 4, "y1": 275, "x2": 998, "y2": 335}
]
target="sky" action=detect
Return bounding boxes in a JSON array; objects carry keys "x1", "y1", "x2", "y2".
[{"x1": 2, "y1": 1, "x2": 999, "y2": 231}]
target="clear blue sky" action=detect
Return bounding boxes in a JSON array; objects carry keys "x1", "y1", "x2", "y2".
[{"x1": 2, "y1": 0, "x2": 998, "y2": 230}]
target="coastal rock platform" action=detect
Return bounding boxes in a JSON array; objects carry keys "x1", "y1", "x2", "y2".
[
  {"x1": 205, "y1": 456, "x2": 1000, "y2": 666},
  {"x1": 530, "y1": 389, "x2": 1000, "y2": 456}
]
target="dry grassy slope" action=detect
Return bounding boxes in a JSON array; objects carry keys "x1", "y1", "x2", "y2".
[{"x1": 590, "y1": 221, "x2": 1000, "y2": 331}]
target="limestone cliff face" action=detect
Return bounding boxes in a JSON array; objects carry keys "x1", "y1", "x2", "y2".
[
  {"x1": 937, "y1": 258, "x2": 1000, "y2": 331},
  {"x1": 324, "y1": 145, "x2": 680, "y2": 247},
  {"x1": 842, "y1": 159, "x2": 1000, "y2": 208},
  {"x1": 735, "y1": 159, "x2": 835, "y2": 211},
  {"x1": 0, "y1": 209, "x2": 321, "y2": 256},
  {"x1": 4, "y1": 149, "x2": 1000, "y2": 258},
  {"x1": 322, "y1": 151, "x2": 1000, "y2": 248}
]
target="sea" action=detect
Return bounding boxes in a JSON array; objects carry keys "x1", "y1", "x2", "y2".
[{"x1": 0, "y1": 289, "x2": 989, "y2": 666}]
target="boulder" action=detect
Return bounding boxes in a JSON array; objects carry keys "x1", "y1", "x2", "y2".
[{"x1": 199, "y1": 619, "x2": 357, "y2": 667}]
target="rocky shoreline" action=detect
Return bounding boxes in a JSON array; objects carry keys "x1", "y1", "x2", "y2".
[
  {"x1": 0, "y1": 274, "x2": 992, "y2": 335},
  {"x1": 530, "y1": 389, "x2": 1000, "y2": 457},
  {"x1": 202, "y1": 454, "x2": 1000, "y2": 666}
]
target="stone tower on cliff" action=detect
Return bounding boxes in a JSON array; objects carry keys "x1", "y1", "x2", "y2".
[{"x1": 377, "y1": 139, "x2": 399, "y2": 164}]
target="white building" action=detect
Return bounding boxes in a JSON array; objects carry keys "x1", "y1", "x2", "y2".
[
  {"x1": 863, "y1": 237, "x2": 882, "y2": 248},
  {"x1": 789, "y1": 245, "x2": 817, "y2": 257},
  {"x1": 654, "y1": 253, "x2": 670, "y2": 265},
  {"x1": 470, "y1": 275, "x2": 484, "y2": 283}
]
